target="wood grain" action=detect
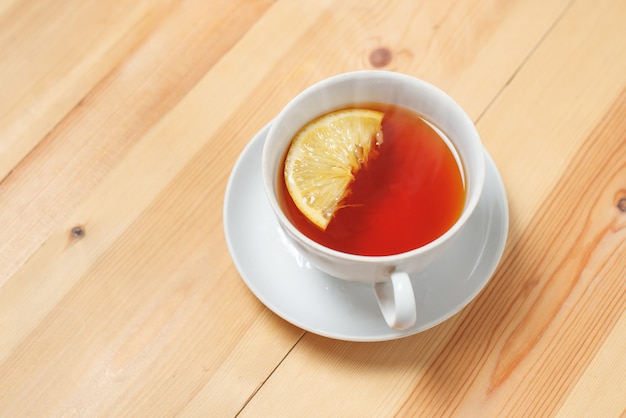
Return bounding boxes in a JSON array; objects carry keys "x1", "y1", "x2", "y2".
[
  {"x1": 0, "y1": 0, "x2": 274, "y2": 284},
  {"x1": 0, "y1": 0, "x2": 624, "y2": 416},
  {"x1": 0, "y1": 0, "x2": 172, "y2": 180}
]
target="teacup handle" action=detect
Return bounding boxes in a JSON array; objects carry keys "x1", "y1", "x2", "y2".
[{"x1": 374, "y1": 271, "x2": 417, "y2": 330}]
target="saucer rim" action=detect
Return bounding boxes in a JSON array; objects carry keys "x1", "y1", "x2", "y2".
[{"x1": 223, "y1": 122, "x2": 509, "y2": 341}]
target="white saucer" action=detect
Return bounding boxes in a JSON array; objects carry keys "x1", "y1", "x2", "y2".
[{"x1": 223, "y1": 123, "x2": 509, "y2": 341}]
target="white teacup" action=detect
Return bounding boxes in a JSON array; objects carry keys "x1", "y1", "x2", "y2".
[{"x1": 262, "y1": 70, "x2": 485, "y2": 330}]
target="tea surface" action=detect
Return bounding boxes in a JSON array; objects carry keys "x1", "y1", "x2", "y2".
[{"x1": 279, "y1": 103, "x2": 465, "y2": 256}]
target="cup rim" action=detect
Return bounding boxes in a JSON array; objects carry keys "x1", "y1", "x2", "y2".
[{"x1": 263, "y1": 70, "x2": 485, "y2": 264}]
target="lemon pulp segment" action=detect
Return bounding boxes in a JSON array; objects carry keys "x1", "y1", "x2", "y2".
[{"x1": 284, "y1": 108, "x2": 384, "y2": 230}]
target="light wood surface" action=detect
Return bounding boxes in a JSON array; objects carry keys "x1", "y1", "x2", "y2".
[{"x1": 1, "y1": 0, "x2": 624, "y2": 416}]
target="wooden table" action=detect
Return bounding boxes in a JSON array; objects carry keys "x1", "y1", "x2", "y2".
[{"x1": 1, "y1": 0, "x2": 624, "y2": 416}]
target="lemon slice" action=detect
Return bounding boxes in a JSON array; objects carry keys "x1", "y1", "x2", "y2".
[{"x1": 284, "y1": 108, "x2": 384, "y2": 230}]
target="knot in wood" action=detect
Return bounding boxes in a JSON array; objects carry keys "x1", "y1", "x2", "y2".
[
  {"x1": 369, "y1": 47, "x2": 392, "y2": 68},
  {"x1": 71, "y1": 225, "x2": 85, "y2": 238},
  {"x1": 617, "y1": 197, "x2": 626, "y2": 212}
]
